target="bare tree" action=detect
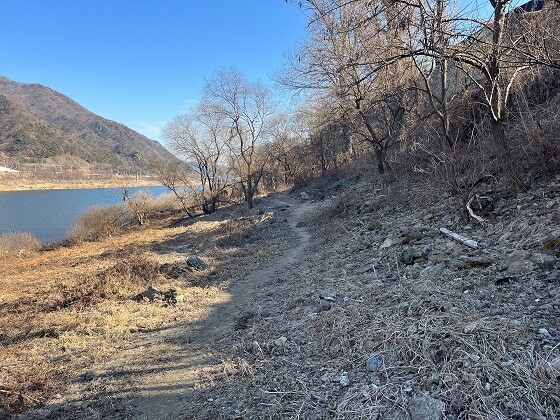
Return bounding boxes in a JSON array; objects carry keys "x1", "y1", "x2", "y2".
[
  {"x1": 162, "y1": 101, "x2": 232, "y2": 214},
  {"x1": 204, "y1": 69, "x2": 274, "y2": 208},
  {"x1": 282, "y1": 0, "x2": 415, "y2": 176}
]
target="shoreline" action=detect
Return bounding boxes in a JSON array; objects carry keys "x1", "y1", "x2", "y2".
[{"x1": 0, "y1": 177, "x2": 164, "y2": 192}]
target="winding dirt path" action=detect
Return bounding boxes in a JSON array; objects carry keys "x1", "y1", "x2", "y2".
[{"x1": 20, "y1": 198, "x2": 322, "y2": 420}]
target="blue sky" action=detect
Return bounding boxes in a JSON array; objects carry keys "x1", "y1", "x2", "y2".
[{"x1": 0, "y1": 1, "x2": 308, "y2": 144}]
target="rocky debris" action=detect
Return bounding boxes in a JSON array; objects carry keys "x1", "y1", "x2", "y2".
[
  {"x1": 300, "y1": 192, "x2": 311, "y2": 200},
  {"x1": 400, "y1": 245, "x2": 432, "y2": 265},
  {"x1": 366, "y1": 355, "x2": 383, "y2": 372},
  {"x1": 408, "y1": 395, "x2": 445, "y2": 420},
  {"x1": 136, "y1": 285, "x2": 184, "y2": 304},
  {"x1": 186, "y1": 255, "x2": 209, "y2": 271},
  {"x1": 274, "y1": 336, "x2": 287, "y2": 347},
  {"x1": 339, "y1": 374, "x2": 351, "y2": 387}
]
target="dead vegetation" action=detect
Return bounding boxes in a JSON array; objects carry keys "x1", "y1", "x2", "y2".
[{"x1": 0, "y1": 196, "x2": 290, "y2": 416}]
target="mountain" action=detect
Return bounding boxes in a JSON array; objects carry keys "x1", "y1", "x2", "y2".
[{"x1": 0, "y1": 76, "x2": 176, "y2": 172}]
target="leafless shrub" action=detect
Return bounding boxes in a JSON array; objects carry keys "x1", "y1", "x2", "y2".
[
  {"x1": 67, "y1": 204, "x2": 126, "y2": 242},
  {"x1": 0, "y1": 232, "x2": 41, "y2": 257}
]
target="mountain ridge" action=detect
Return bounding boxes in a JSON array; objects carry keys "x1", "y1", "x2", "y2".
[{"x1": 0, "y1": 76, "x2": 176, "y2": 173}]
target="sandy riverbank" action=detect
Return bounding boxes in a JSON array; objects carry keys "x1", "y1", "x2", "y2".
[{"x1": 0, "y1": 176, "x2": 163, "y2": 192}]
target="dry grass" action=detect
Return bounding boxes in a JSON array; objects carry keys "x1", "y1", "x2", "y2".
[
  {"x1": 0, "y1": 199, "x2": 284, "y2": 416},
  {"x1": 0, "y1": 232, "x2": 41, "y2": 258}
]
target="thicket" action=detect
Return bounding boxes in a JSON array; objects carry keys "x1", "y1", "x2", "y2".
[
  {"x1": 66, "y1": 192, "x2": 182, "y2": 242},
  {"x1": 155, "y1": 1, "x2": 559, "y2": 220}
]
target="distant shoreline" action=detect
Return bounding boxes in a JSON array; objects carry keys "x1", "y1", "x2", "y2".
[{"x1": 0, "y1": 177, "x2": 164, "y2": 192}]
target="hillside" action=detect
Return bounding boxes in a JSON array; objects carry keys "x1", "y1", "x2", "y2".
[
  {"x1": 0, "y1": 76, "x2": 176, "y2": 173},
  {"x1": 2, "y1": 173, "x2": 559, "y2": 419}
]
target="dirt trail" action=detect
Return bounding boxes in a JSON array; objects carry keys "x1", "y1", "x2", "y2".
[{"x1": 20, "y1": 198, "x2": 322, "y2": 420}]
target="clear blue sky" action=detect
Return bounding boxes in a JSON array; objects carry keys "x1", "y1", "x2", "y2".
[{"x1": 0, "y1": 1, "x2": 307, "y2": 144}]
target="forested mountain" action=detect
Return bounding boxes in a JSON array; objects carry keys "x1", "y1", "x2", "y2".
[{"x1": 0, "y1": 76, "x2": 175, "y2": 172}]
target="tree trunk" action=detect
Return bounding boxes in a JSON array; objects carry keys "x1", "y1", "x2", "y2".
[
  {"x1": 246, "y1": 174, "x2": 254, "y2": 208},
  {"x1": 490, "y1": 119, "x2": 526, "y2": 191},
  {"x1": 375, "y1": 147, "x2": 386, "y2": 175}
]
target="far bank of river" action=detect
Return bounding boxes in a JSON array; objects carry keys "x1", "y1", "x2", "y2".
[
  {"x1": 0, "y1": 185, "x2": 170, "y2": 243},
  {"x1": 0, "y1": 176, "x2": 162, "y2": 192}
]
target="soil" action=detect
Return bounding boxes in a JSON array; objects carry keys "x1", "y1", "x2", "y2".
[{"x1": 7, "y1": 175, "x2": 560, "y2": 419}]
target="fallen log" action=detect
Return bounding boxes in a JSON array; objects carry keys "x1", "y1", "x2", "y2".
[{"x1": 439, "y1": 227, "x2": 479, "y2": 249}]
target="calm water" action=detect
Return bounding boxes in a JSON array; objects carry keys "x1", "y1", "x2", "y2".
[{"x1": 0, "y1": 186, "x2": 170, "y2": 243}]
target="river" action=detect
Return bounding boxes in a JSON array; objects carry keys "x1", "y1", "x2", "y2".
[{"x1": 0, "y1": 186, "x2": 170, "y2": 243}]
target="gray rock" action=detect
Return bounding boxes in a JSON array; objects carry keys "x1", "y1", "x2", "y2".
[
  {"x1": 507, "y1": 259, "x2": 537, "y2": 275},
  {"x1": 545, "y1": 271, "x2": 560, "y2": 282},
  {"x1": 145, "y1": 285, "x2": 163, "y2": 301},
  {"x1": 401, "y1": 245, "x2": 432, "y2": 265},
  {"x1": 380, "y1": 236, "x2": 404, "y2": 249},
  {"x1": 355, "y1": 264, "x2": 374, "y2": 275},
  {"x1": 187, "y1": 255, "x2": 209, "y2": 271},
  {"x1": 504, "y1": 250, "x2": 531, "y2": 266},
  {"x1": 366, "y1": 355, "x2": 383, "y2": 372},
  {"x1": 411, "y1": 281, "x2": 430, "y2": 295},
  {"x1": 300, "y1": 192, "x2": 310, "y2": 200},
  {"x1": 368, "y1": 221, "x2": 383, "y2": 232},
  {"x1": 339, "y1": 374, "x2": 351, "y2": 387},
  {"x1": 408, "y1": 395, "x2": 445, "y2": 420},
  {"x1": 421, "y1": 262, "x2": 445, "y2": 278},
  {"x1": 446, "y1": 256, "x2": 493, "y2": 270},
  {"x1": 275, "y1": 201, "x2": 290, "y2": 209},
  {"x1": 530, "y1": 253, "x2": 556, "y2": 270},
  {"x1": 274, "y1": 336, "x2": 288, "y2": 346}
]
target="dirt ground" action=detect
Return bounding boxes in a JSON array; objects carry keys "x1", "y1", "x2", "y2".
[{"x1": 3, "y1": 175, "x2": 560, "y2": 419}]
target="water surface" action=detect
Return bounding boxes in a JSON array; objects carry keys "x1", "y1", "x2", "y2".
[{"x1": 0, "y1": 186, "x2": 169, "y2": 243}]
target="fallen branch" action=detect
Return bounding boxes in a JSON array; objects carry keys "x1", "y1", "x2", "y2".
[
  {"x1": 439, "y1": 227, "x2": 479, "y2": 249},
  {"x1": 467, "y1": 196, "x2": 487, "y2": 224}
]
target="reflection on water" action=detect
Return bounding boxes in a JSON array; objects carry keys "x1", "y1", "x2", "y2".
[{"x1": 0, "y1": 186, "x2": 169, "y2": 243}]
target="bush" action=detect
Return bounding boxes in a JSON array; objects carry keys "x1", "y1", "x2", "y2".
[
  {"x1": 0, "y1": 232, "x2": 41, "y2": 257},
  {"x1": 67, "y1": 204, "x2": 126, "y2": 242}
]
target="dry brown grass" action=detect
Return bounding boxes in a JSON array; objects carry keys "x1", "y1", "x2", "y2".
[
  {"x1": 0, "y1": 218, "x2": 193, "y2": 414},
  {"x1": 0, "y1": 232, "x2": 41, "y2": 258},
  {"x1": 0, "y1": 199, "x2": 281, "y2": 416}
]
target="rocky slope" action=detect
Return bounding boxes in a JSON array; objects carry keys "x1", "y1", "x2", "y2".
[{"x1": 0, "y1": 76, "x2": 176, "y2": 172}]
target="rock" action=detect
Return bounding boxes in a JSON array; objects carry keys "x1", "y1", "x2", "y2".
[
  {"x1": 402, "y1": 228, "x2": 425, "y2": 243},
  {"x1": 339, "y1": 374, "x2": 351, "y2": 387},
  {"x1": 366, "y1": 355, "x2": 383, "y2": 372},
  {"x1": 538, "y1": 328, "x2": 552, "y2": 338},
  {"x1": 504, "y1": 250, "x2": 531, "y2": 266},
  {"x1": 145, "y1": 285, "x2": 163, "y2": 301},
  {"x1": 80, "y1": 371, "x2": 95, "y2": 382},
  {"x1": 464, "y1": 321, "x2": 479, "y2": 333},
  {"x1": 275, "y1": 201, "x2": 290, "y2": 210},
  {"x1": 507, "y1": 259, "x2": 537, "y2": 275},
  {"x1": 274, "y1": 336, "x2": 288, "y2": 346},
  {"x1": 355, "y1": 264, "x2": 374, "y2": 275},
  {"x1": 411, "y1": 281, "x2": 430, "y2": 295},
  {"x1": 545, "y1": 271, "x2": 560, "y2": 282},
  {"x1": 446, "y1": 256, "x2": 493, "y2": 270},
  {"x1": 401, "y1": 245, "x2": 431, "y2": 265},
  {"x1": 380, "y1": 236, "x2": 404, "y2": 249},
  {"x1": 300, "y1": 192, "x2": 310, "y2": 200},
  {"x1": 530, "y1": 253, "x2": 556, "y2": 270},
  {"x1": 187, "y1": 255, "x2": 209, "y2": 271},
  {"x1": 367, "y1": 221, "x2": 383, "y2": 232},
  {"x1": 408, "y1": 395, "x2": 445, "y2": 420},
  {"x1": 420, "y1": 263, "x2": 445, "y2": 278}
]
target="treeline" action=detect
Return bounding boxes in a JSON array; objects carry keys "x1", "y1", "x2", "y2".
[{"x1": 157, "y1": 0, "x2": 560, "y2": 218}]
